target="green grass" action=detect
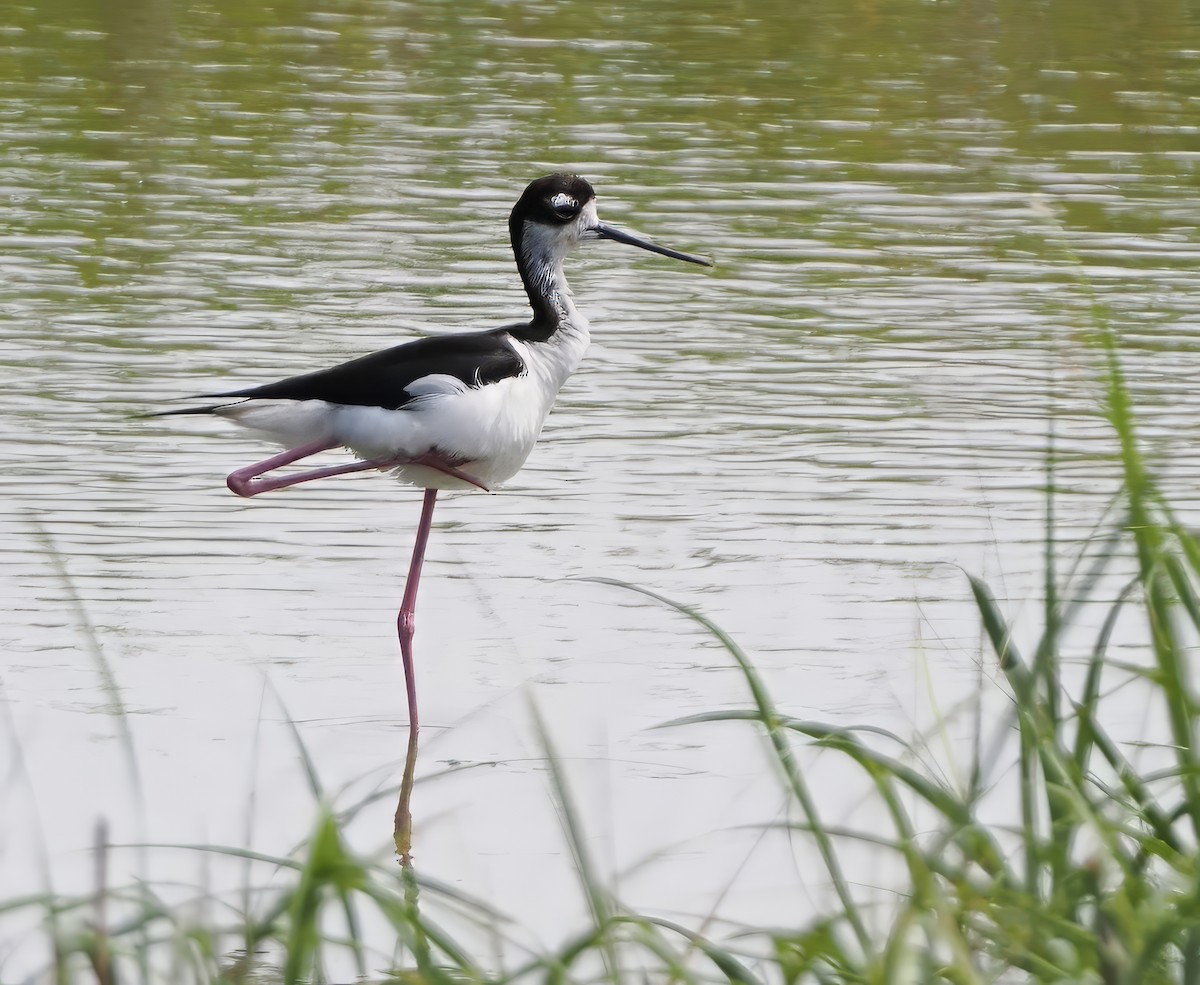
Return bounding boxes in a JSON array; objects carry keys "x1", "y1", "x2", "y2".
[{"x1": 5, "y1": 319, "x2": 1200, "y2": 983}]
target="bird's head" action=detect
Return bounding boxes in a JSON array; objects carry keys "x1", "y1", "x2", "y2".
[{"x1": 510, "y1": 172, "x2": 712, "y2": 268}]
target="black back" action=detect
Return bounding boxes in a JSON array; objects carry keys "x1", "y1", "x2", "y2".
[{"x1": 210, "y1": 326, "x2": 527, "y2": 410}]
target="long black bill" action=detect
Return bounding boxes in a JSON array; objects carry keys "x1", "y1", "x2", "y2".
[{"x1": 593, "y1": 222, "x2": 712, "y2": 267}]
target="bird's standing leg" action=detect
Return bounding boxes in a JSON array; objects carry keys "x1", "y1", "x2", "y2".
[{"x1": 394, "y1": 487, "x2": 438, "y2": 863}]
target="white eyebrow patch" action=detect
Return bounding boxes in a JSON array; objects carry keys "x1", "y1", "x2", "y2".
[{"x1": 551, "y1": 192, "x2": 577, "y2": 210}]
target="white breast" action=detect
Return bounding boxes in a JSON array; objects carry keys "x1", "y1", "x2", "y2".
[{"x1": 333, "y1": 371, "x2": 555, "y2": 488}]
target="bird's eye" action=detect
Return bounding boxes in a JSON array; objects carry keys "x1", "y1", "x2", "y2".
[{"x1": 549, "y1": 192, "x2": 579, "y2": 218}]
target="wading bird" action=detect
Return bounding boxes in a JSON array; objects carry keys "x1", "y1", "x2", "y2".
[{"x1": 157, "y1": 173, "x2": 710, "y2": 854}]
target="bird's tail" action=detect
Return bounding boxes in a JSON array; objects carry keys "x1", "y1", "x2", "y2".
[
  {"x1": 146, "y1": 404, "x2": 230, "y2": 418},
  {"x1": 149, "y1": 398, "x2": 336, "y2": 450}
]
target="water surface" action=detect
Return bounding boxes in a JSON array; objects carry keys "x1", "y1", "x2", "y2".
[{"x1": 3, "y1": 0, "x2": 1200, "y2": 968}]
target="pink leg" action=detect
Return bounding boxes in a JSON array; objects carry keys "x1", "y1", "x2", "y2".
[
  {"x1": 226, "y1": 440, "x2": 337, "y2": 496},
  {"x1": 394, "y1": 487, "x2": 438, "y2": 862},
  {"x1": 227, "y1": 446, "x2": 490, "y2": 498},
  {"x1": 400, "y1": 453, "x2": 491, "y2": 492},
  {"x1": 399, "y1": 488, "x2": 437, "y2": 731}
]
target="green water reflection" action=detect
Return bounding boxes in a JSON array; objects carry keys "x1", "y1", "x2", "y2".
[{"x1": 6, "y1": 0, "x2": 1199, "y2": 223}]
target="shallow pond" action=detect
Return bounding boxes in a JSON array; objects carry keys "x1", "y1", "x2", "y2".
[{"x1": 3, "y1": 0, "x2": 1200, "y2": 970}]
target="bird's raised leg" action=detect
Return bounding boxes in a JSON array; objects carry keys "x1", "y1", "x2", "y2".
[
  {"x1": 227, "y1": 447, "x2": 490, "y2": 498},
  {"x1": 394, "y1": 487, "x2": 438, "y2": 863},
  {"x1": 398, "y1": 453, "x2": 491, "y2": 492},
  {"x1": 226, "y1": 440, "x2": 339, "y2": 496}
]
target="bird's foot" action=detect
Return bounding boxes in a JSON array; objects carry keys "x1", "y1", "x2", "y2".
[
  {"x1": 226, "y1": 440, "x2": 340, "y2": 497},
  {"x1": 382, "y1": 451, "x2": 491, "y2": 492}
]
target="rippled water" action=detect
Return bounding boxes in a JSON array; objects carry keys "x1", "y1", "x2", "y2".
[{"x1": 4, "y1": 0, "x2": 1200, "y2": 967}]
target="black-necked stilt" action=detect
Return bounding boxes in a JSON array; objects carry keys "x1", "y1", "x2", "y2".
[{"x1": 156, "y1": 173, "x2": 709, "y2": 853}]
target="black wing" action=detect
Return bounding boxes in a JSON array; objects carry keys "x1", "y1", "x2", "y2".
[{"x1": 199, "y1": 326, "x2": 527, "y2": 411}]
